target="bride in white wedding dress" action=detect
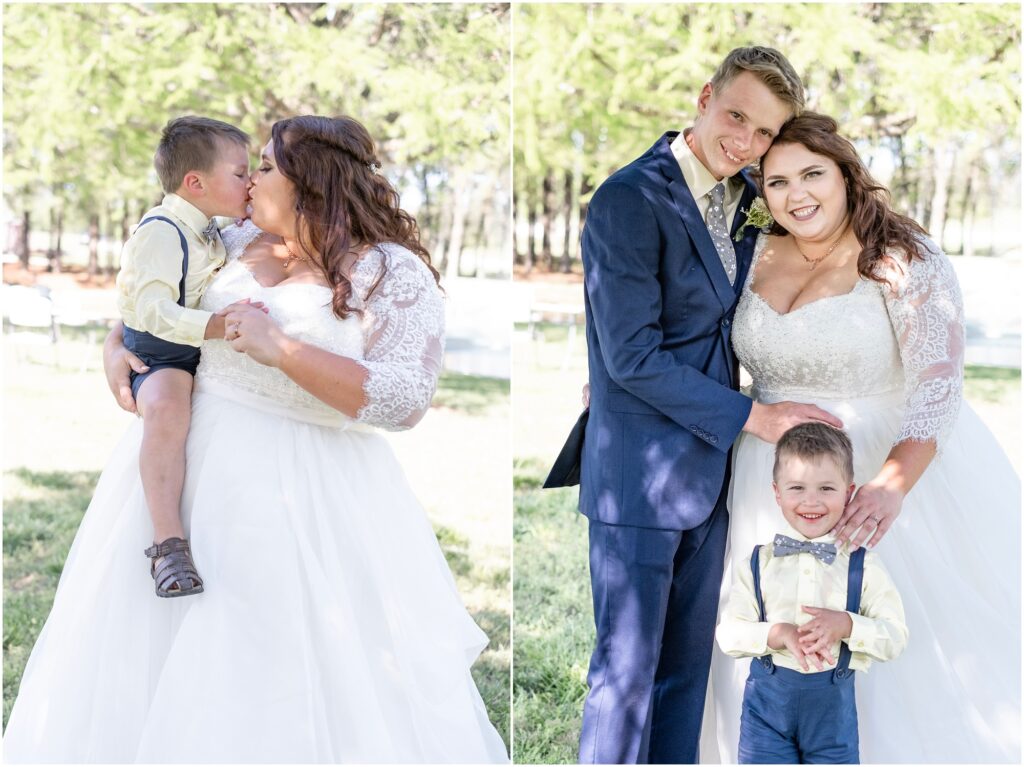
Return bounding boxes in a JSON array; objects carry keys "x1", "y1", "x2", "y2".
[
  {"x1": 3, "y1": 116, "x2": 508, "y2": 763},
  {"x1": 704, "y1": 113, "x2": 1020, "y2": 763}
]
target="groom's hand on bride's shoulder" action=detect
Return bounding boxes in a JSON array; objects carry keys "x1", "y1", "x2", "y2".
[{"x1": 743, "y1": 400, "x2": 844, "y2": 444}]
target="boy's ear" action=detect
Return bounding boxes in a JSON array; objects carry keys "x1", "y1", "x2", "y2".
[
  {"x1": 845, "y1": 483, "x2": 856, "y2": 504},
  {"x1": 772, "y1": 480, "x2": 782, "y2": 507},
  {"x1": 180, "y1": 171, "x2": 205, "y2": 195}
]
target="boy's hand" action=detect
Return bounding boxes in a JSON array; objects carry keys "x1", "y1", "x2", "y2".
[
  {"x1": 210, "y1": 299, "x2": 269, "y2": 339},
  {"x1": 204, "y1": 313, "x2": 227, "y2": 340},
  {"x1": 797, "y1": 606, "x2": 854, "y2": 660},
  {"x1": 768, "y1": 622, "x2": 829, "y2": 672}
]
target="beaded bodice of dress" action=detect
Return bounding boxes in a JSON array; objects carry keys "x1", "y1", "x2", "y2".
[
  {"x1": 195, "y1": 220, "x2": 446, "y2": 431},
  {"x1": 732, "y1": 235, "x2": 904, "y2": 403},
  {"x1": 195, "y1": 223, "x2": 363, "y2": 421}
]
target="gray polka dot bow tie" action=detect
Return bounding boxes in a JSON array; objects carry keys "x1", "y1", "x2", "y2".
[
  {"x1": 202, "y1": 220, "x2": 221, "y2": 245},
  {"x1": 773, "y1": 534, "x2": 837, "y2": 565}
]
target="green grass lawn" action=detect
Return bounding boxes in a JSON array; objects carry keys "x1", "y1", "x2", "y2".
[
  {"x1": 2, "y1": 339, "x2": 511, "y2": 748},
  {"x1": 512, "y1": 323, "x2": 1020, "y2": 763}
]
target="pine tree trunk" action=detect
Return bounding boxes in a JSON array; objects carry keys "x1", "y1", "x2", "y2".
[
  {"x1": 959, "y1": 163, "x2": 976, "y2": 258},
  {"x1": 500, "y1": 192, "x2": 513, "y2": 276},
  {"x1": 928, "y1": 144, "x2": 955, "y2": 249},
  {"x1": 964, "y1": 167, "x2": 979, "y2": 258},
  {"x1": 578, "y1": 176, "x2": 594, "y2": 257},
  {"x1": 104, "y1": 203, "x2": 119, "y2": 273},
  {"x1": 540, "y1": 172, "x2": 555, "y2": 270},
  {"x1": 19, "y1": 210, "x2": 30, "y2": 267},
  {"x1": 418, "y1": 166, "x2": 433, "y2": 243},
  {"x1": 54, "y1": 208, "x2": 64, "y2": 273},
  {"x1": 87, "y1": 213, "x2": 100, "y2": 276},
  {"x1": 433, "y1": 184, "x2": 456, "y2": 273},
  {"x1": 526, "y1": 185, "x2": 537, "y2": 273},
  {"x1": 445, "y1": 172, "x2": 472, "y2": 281},
  {"x1": 560, "y1": 169, "x2": 573, "y2": 273},
  {"x1": 47, "y1": 206, "x2": 63, "y2": 273},
  {"x1": 122, "y1": 201, "x2": 132, "y2": 243}
]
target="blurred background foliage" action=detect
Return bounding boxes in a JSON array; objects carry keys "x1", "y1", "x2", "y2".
[
  {"x1": 4, "y1": 2, "x2": 510, "y2": 279},
  {"x1": 513, "y1": 3, "x2": 1021, "y2": 271}
]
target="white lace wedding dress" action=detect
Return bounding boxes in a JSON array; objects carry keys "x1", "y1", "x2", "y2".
[
  {"x1": 3, "y1": 221, "x2": 509, "y2": 763},
  {"x1": 700, "y1": 234, "x2": 1021, "y2": 763}
]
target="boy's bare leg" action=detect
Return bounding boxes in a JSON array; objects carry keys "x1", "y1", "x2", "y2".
[{"x1": 136, "y1": 369, "x2": 194, "y2": 557}]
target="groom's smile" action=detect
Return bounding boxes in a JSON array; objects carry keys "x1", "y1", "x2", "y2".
[{"x1": 688, "y1": 70, "x2": 793, "y2": 181}]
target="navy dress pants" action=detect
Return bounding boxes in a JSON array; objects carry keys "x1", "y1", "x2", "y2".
[{"x1": 579, "y1": 487, "x2": 728, "y2": 764}]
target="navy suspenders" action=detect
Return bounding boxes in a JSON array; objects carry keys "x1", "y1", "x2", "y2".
[
  {"x1": 750, "y1": 543, "x2": 866, "y2": 681},
  {"x1": 137, "y1": 216, "x2": 189, "y2": 307}
]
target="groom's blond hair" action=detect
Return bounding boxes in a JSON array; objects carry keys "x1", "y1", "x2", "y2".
[
  {"x1": 773, "y1": 423, "x2": 854, "y2": 483},
  {"x1": 711, "y1": 46, "x2": 805, "y2": 116}
]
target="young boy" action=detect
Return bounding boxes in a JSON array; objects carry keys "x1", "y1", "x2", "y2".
[
  {"x1": 116, "y1": 116, "x2": 250, "y2": 598},
  {"x1": 716, "y1": 423, "x2": 908, "y2": 763}
]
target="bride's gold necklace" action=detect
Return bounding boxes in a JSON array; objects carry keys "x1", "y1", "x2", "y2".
[
  {"x1": 795, "y1": 222, "x2": 849, "y2": 270},
  {"x1": 282, "y1": 239, "x2": 312, "y2": 270}
]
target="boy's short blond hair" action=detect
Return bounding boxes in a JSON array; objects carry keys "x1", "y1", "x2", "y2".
[
  {"x1": 773, "y1": 422, "x2": 854, "y2": 483},
  {"x1": 154, "y1": 116, "x2": 250, "y2": 194},
  {"x1": 710, "y1": 46, "x2": 805, "y2": 116}
]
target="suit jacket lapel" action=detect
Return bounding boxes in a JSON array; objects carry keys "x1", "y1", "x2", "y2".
[
  {"x1": 730, "y1": 170, "x2": 760, "y2": 296},
  {"x1": 654, "y1": 135, "x2": 734, "y2": 313}
]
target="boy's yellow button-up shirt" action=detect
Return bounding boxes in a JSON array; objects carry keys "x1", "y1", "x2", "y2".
[
  {"x1": 116, "y1": 194, "x2": 227, "y2": 347},
  {"x1": 716, "y1": 531, "x2": 908, "y2": 674}
]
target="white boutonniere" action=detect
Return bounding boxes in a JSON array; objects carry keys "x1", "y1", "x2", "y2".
[{"x1": 734, "y1": 197, "x2": 774, "y2": 242}]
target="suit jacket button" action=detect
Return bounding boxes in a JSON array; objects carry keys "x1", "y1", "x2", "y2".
[{"x1": 721, "y1": 318, "x2": 731, "y2": 328}]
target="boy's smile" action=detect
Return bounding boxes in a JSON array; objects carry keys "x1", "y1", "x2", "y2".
[{"x1": 773, "y1": 454, "x2": 855, "y2": 539}]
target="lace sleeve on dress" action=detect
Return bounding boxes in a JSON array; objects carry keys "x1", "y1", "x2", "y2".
[
  {"x1": 352, "y1": 245, "x2": 445, "y2": 431},
  {"x1": 881, "y1": 237, "x2": 965, "y2": 450},
  {"x1": 219, "y1": 219, "x2": 264, "y2": 262}
]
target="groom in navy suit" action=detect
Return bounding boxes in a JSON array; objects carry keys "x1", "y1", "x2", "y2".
[{"x1": 557, "y1": 47, "x2": 843, "y2": 763}]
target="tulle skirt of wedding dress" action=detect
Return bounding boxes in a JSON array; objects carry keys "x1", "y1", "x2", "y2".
[
  {"x1": 4, "y1": 387, "x2": 509, "y2": 763},
  {"x1": 702, "y1": 390, "x2": 1021, "y2": 764}
]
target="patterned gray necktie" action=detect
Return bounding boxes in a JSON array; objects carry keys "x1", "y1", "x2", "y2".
[
  {"x1": 772, "y1": 534, "x2": 838, "y2": 565},
  {"x1": 705, "y1": 182, "x2": 737, "y2": 285}
]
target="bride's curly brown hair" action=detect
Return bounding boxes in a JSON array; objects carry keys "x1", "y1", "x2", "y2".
[
  {"x1": 271, "y1": 115, "x2": 440, "y2": 320},
  {"x1": 758, "y1": 112, "x2": 930, "y2": 284}
]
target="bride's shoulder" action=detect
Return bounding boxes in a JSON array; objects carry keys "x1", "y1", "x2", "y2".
[
  {"x1": 352, "y1": 243, "x2": 441, "y2": 301},
  {"x1": 219, "y1": 219, "x2": 264, "y2": 259},
  {"x1": 876, "y1": 235, "x2": 954, "y2": 296},
  {"x1": 753, "y1": 231, "x2": 789, "y2": 259}
]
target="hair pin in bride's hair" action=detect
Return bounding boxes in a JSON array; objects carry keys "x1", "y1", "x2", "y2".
[{"x1": 368, "y1": 162, "x2": 381, "y2": 174}]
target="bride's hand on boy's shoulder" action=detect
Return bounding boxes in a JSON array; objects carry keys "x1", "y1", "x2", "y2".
[{"x1": 833, "y1": 480, "x2": 904, "y2": 550}]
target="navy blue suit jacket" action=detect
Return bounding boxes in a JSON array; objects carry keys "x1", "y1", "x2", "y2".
[{"x1": 577, "y1": 132, "x2": 761, "y2": 531}]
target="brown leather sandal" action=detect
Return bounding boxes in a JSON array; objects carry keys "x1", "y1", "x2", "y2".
[{"x1": 144, "y1": 537, "x2": 204, "y2": 598}]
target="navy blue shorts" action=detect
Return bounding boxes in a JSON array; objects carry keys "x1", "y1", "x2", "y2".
[
  {"x1": 123, "y1": 325, "x2": 201, "y2": 400},
  {"x1": 738, "y1": 659, "x2": 859, "y2": 764}
]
